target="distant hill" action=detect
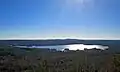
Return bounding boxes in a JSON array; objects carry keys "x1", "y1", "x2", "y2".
[{"x1": 0, "y1": 39, "x2": 83, "y2": 46}]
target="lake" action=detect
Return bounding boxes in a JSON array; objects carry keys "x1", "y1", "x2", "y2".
[{"x1": 15, "y1": 44, "x2": 109, "y2": 51}]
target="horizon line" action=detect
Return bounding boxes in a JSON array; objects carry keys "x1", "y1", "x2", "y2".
[{"x1": 0, "y1": 38, "x2": 120, "y2": 40}]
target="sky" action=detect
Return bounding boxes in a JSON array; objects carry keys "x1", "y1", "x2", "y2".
[{"x1": 0, "y1": 0, "x2": 120, "y2": 40}]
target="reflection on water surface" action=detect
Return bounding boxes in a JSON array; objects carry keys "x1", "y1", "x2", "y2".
[{"x1": 15, "y1": 44, "x2": 109, "y2": 51}]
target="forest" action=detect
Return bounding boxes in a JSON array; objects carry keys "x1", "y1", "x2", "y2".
[{"x1": 0, "y1": 45, "x2": 120, "y2": 72}]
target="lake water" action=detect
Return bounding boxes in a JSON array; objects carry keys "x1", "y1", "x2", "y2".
[{"x1": 15, "y1": 44, "x2": 109, "y2": 51}]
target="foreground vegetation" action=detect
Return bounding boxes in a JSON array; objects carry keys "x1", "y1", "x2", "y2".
[{"x1": 0, "y1": 46, "x2": 120, "y2": 72}]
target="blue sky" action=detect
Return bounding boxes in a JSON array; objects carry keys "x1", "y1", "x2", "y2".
[{"x1": 0, "y1": 0, "x2": 120, "y2": 40}]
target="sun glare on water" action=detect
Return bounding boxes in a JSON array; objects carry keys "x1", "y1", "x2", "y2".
[
  {"x1": 65, "y1": 44, "x2": 109, "y2": 50},
  {"x1": 65, "y1": 44, "x2": 85, "y2": 50}
]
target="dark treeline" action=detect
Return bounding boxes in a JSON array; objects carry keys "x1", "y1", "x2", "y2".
[{"x1": 0, "y1": 39, "x2": 120, "y2": 46}]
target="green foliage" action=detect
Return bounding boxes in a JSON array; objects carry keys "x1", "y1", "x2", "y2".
[
  {"x1": 112, "y1": 54, "x2": 120, "y2": 72},
  {"x1": 0, "y1": 47, "x2": 15, "y2": 56}
]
